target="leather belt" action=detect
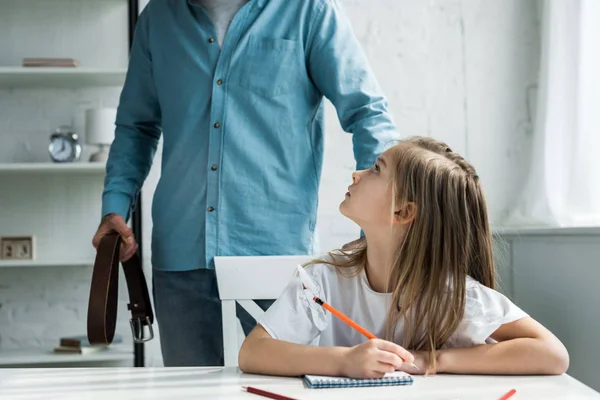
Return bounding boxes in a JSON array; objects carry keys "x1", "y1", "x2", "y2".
[{"x1": 87, "y1": 232, "x2": 154, "y2": 344}]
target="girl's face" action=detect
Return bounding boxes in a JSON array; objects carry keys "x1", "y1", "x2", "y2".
[{"x1": 339, "y1": 149, "x2": 396, "y2": 228}]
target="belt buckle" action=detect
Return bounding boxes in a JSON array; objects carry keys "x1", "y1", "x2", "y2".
[{"x1": 129, "y1": 316, "x2": 154, "y2": 343}]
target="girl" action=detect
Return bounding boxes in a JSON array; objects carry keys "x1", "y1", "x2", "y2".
[{"x1": 239, "y1": 136, "x2": 569, "y2": 378}]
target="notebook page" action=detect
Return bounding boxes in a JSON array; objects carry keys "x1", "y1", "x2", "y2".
[{"x1": 304, "y1": 370, "x2": 411, "y2": 383}]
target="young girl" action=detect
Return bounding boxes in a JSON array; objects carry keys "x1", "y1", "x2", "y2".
[{"x1": 239, "y1": 136, "x2": 569, "y2": 378}]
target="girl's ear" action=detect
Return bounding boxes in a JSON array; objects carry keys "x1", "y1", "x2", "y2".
[{"x1": 394, "y1": 202, "x2": 417, "y2": 224}]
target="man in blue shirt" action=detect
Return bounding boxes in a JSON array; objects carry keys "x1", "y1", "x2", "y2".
[{"x1": 92, "y1": 0, "x2": 398, "y2": 366}]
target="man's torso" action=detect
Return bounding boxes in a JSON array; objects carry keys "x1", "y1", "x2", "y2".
[{"x1": 145, "y1": 0, "x2": 326, "y2": 270}]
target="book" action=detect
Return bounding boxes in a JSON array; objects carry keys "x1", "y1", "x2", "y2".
[
  {"x1": 303, "y1": 371, "x2": 414, "y2": 389},
  {"x1": 53, "y1": 345, "x2": 109, "y2": 355},
  {"x1": 22, "y1": 58, "x2": 78, "y2": 67},
  {"x1": 59, "y1": 334, "x2": 122, "y2": 348}
]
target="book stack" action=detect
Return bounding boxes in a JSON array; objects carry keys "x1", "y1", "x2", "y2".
[
  {"x1": 22, "y1": 58, "x2": 78, "y2": 67},
  {"x1": 53, "y1": 334, "x2": 122, "y2": 354}
]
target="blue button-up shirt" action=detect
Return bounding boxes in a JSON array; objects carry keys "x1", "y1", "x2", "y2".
[{"x1": 102, "y1": 0, "x2": 399, "y2": 271}]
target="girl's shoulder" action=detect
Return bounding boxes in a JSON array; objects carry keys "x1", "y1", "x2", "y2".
[
  {"x1": 303, "y1": 253, "x2": 346, "y2": 278},
  {"x1": 463, "y1": 276, "x2": 528, "y2": 324},
  {"x1": 302, "y1": 253, "x2": 361, "y2": 289},
  {"x1": 303, "y1": 256, "x2": 336, "y2": 279},
  {"x1": 444, "y1": 277, "x2": 529, "y2": 347}
]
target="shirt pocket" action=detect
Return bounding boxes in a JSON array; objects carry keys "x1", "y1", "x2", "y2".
[{"x1": 234, "y1": 36, "x2": 303, "y2": 98}]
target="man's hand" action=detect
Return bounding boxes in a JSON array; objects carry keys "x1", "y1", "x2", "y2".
[{"x1": 92, "y1": 213, "x2": 138, "y2": 261}]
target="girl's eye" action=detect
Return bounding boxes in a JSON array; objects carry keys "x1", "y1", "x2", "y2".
[{"x1": 372, "y1": 163, "x2": 380, "y2": 173}]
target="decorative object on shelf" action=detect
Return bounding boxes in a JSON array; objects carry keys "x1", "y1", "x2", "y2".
[
  {"x1": 49, "y1": 125, "x2": 82, "y2": 163},
  {"x1": 85, "y1": 108, "x2": 116, "y2": 162},
  {"x1": 22, "y1": 57, "x2": 78, "y2": 67},
  {"x1": 0, "y1": 236, "x2": 35, "y2": 260},
  {"x1": 53, "y1": 333, "x2": 122, "y2": 354},
  {"x1": 53, "y1": 338, "x2": 111, "y2": 354},
  {"x1": 53, "y1": 345, "x2": 109, "y2": 355}
]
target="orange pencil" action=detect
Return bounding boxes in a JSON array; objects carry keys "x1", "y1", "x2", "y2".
[
  {"x1": 313, "y1": 296, "x2": 419, "y2": 371},
  {"x1": 313, "y1": 296, "x2": 376, "y2": 339}
]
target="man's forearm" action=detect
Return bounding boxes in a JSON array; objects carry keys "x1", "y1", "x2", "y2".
[
  {"x1": 102, "y1": 9, "x2": 161, "y2": 221},
  {"x1": 102, "y1": 125, "x2": 159, "y2": 220},
  {"x1": 306, "y1": 0, "x2": 399, "y2": 172}
]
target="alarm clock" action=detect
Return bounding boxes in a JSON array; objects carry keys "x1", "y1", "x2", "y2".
[{"x1": 49, "y1": 126, "x2": 82, "y2": 163}]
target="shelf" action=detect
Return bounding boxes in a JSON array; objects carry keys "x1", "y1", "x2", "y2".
[
  {"x1": 0, "y1": 259, "x2": 94, "y2": 268},
  {"x1": 0, "y1": 162, "x2": 105, "y2": 174},
  {"x1": 0, "y1": 67, "x2": 127, "y2": 88},
  {"x1": 0, "y1": 345, "x2": 132, "y2": 367}
]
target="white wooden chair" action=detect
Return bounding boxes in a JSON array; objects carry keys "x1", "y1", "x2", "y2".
[{"x1": 214, "y1": 255, "x2": 314, "y2": 366}]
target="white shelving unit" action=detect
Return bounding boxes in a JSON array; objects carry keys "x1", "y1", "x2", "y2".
[
  {"x1": 0, "y1": 67, "x2": 127, "y2": 89},
  {"x1": 0, "y1": 0, "x2": 137, "y2": 367}
]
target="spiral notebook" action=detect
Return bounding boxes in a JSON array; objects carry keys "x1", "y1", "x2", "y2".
[{"x1": 303, "y1": 371, "x2": 414, "y2": 389}]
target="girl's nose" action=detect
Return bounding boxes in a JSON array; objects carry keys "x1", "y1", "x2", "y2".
[{"x1": 352, "y1": 171, "x2": 359, "y2": 184}]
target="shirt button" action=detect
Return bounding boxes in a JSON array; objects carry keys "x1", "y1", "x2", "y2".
[
  {"x1": 214, "y1": 122, "x2": 221, "y2": 128},
  {"x1": 208, "y1": 37, "x2": 215, "y2": 43},
  {"x1": 211, "y1": 164, "x2": 218, "y2": 171},
  {"x1": 207, "y1": 206, "x2": 214, "y2": 212},
  {"x1": 216, "y1": 79, "x2": 223, "y2": 86}
]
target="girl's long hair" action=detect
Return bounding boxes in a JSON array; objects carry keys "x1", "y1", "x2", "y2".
[{"x1": 305, "y1": 136, "x2": 494, "y2": 372}]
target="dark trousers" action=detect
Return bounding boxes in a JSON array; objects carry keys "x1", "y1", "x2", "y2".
[{"x1": 152, "y1": 268, "x2": 273, "y2": 366}]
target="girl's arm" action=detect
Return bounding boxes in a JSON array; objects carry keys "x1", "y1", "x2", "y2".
[
  {"x1": 432, "y1": 317, "x2": 569, "y2": 375},
  {"x1": 239, "y1": 324, "x2": 346, "y2": 376},
  {"x1": 239, "y1": 324, "x2": 413, "y2": 378}
]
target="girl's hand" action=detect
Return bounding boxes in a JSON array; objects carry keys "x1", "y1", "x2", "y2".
[
  {"x1": 397, "y1": 350, "x2": 432, "y2": 375},
  {"x1": 341, "y1": 339, "x2": 415, "y2": 379}
]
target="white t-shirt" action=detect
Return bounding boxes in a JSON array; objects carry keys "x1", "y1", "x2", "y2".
[
  {"x1": 195, "y1": 0, "x2": 248, "y2": 48},
  {"x1": 258, "y1": 262, "x2": 528, "y2": 349}
]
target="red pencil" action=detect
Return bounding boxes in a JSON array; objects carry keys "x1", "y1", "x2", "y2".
[
  {"x1": 242, "y1": 386, "x2": 297, "y2": 400},
  {"x1": 498, "y1": 389, "x2": 517, "y2": 400}
]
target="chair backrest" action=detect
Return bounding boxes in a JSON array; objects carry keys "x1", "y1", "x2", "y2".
[{"x1": 214, "y1": 255, "x2": 315, "y2": 366}]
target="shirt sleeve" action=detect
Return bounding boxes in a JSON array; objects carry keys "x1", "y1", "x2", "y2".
[
  {"x1": 257, "y1": 266, "x2": 328, "y2": 345},
  {"x1": 102, "y1": 7, "x2": 162, "y2": 221},
  {"x1": 445, "y1": 282, "x2": 529, "y2": 348},
  {"x1": 305, "y1": 0, "x2": 400, "y2": 170}
]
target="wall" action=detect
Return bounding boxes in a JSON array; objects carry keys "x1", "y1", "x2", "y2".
[
  {"x1": 318, "y1": 0, "x2": 540, "y2": 251},
  {"x1": 0, "y1": 0, "x2": 540, "y2": 367},
  {"x1": 499, "y1": 229, "x2": 600, "y2": 391}
]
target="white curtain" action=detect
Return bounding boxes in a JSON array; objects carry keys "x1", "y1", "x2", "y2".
[{"x1": 505, "y1": 0, "x2": 600, "y2": 227}]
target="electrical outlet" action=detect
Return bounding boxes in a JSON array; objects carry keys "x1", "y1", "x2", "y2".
[{"x1": 0, "y1": 236, "x2": 35, "y2": 260}]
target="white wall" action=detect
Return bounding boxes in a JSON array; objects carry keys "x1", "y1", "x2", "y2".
[
  {"x1": 0, "y1": 0, "x2": 540, "y2": 367},
  {"x1": 318, "y1": 0, "x2": 540, "y2": 251}
]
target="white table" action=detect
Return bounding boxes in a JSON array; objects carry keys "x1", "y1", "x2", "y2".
[{"x1": 0, "y1": 367, "x2": 598, "y2": 400}]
